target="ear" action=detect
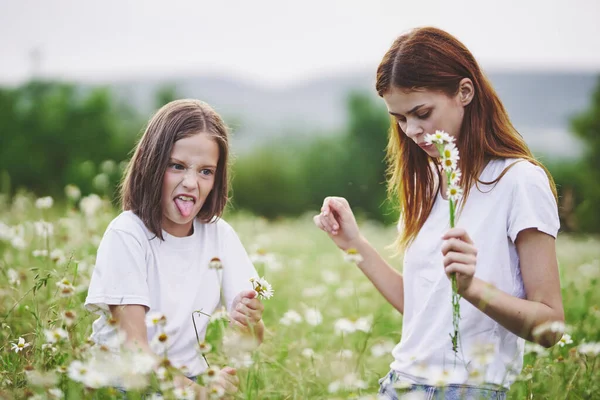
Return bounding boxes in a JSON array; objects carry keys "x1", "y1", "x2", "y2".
[{"x1": 458, "y1": 78, "x2": 474, "y2": 106}]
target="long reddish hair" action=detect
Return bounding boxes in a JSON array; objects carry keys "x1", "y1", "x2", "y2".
[{"x1": 376, "y1": 27, "x2": 557, "y2": 248}]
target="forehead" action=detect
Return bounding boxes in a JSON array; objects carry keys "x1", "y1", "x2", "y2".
[
  {"x1": 170, "y1": 133, "x2": 219, "y2": 163},
  {"x1": 382, "y1": 87, "x2": 449, "y2": 114}
]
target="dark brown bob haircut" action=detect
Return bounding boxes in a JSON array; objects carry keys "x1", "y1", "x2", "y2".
[{"x1": 121, "y1": 99, "x2": 229, "y2": 240}]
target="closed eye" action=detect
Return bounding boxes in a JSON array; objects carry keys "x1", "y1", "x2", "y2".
[{"x1": 417, "y1": 111, "x2": 431, "y2": 119}]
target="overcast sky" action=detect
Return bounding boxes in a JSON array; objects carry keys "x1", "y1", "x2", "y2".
[{"x1": 1, "y1": 0, "x2": 599, "y2": 88}]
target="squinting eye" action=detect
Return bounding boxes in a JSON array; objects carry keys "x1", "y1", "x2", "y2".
[
  {"x1": 169, "y1": 163, "x2": 185, "y2": 170},
  {"x1": 200, "y1": 169, "x2": 214, "y2": 176}
]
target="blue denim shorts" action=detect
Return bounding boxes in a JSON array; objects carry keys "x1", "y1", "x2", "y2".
[{"x1": 378, "y1": 370, "x2": 507, "y2": 400}]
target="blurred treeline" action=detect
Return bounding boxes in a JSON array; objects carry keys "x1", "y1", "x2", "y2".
[{"x1": 1, "y1": 78, "x2": 599, "y2": 232}]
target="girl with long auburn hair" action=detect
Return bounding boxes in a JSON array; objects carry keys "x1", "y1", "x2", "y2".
[{"x1": 314, "y1": 27, "x2": 564, "y2": 398}]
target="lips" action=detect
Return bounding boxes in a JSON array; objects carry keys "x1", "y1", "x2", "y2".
[
  {"x1": 418, "y1": 142, "x2": 433, "y2": 149},
  {"x1": 174, "y1": 194, "x2": 196, "y2": 202}
]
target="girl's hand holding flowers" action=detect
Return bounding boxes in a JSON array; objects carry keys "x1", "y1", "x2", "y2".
[
  {"x1": 441, "y1": 228, "x2": 477, "y2": 296},
  {"x1": 230, "y1": 290, "x2": 264, "y2": 329}
]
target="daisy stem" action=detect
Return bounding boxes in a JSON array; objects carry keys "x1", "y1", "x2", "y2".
[
  {"x1": 588, "y1": 357, "x2": 598, "y2": 387},
  {"x1": 191, "y1": 311, "x2": 210, "y2": 368},
  {"x1": 218, "y1": 270, "x2": 226, "y2": 308},
  {"x1": 447, "y1": 170, "x2": 460, "y2": 354}
]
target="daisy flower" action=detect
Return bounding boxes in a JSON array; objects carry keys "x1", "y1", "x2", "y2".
[
  {"x1": 197, "y1": 341, "x2": 212, "y2": 355},
  {"x1": 208, "y1": 385, "x2": 225, "y2": 399},
  {"x1": 532, "y1": 320, "x2": 565, "y2": 337},
  {"x1": 208, "y1": 257, "x2": 223, "y2": 270},
  {"x1": 56, "y1": 278, "x2": 76, "y2": 298},
  {"x1": 304, "y1": 309, "x2": 323, "y2": 326},
  {"x1": 577, "y1": 342, "x2": 600, "y2": 356},
  {"x1": 424, "y1": 130, "x2": 453, "y2": 145},
  {"x1": 44, "y1": 328, "x2": 68, "y2": 344},
  {"x1": 279, "y1": 310, "x2": 303, "y2": 326},
  {"x1": 447, "y1": 184, "x2": 464, "y2": 202},
  {"x1": 8, "y1": 269, "x2": 20, "y2": 286},
  {"x1": 440, "y1": 144, "x2": 460, "y2": 172},
  {"x1": 67, "y1": 360, "x2": 88, "y2": 383},
  {"x1": 343, "y1": 248, "x2": 363, "y2": 263},
  {"x1": 145, "y1": 312, "x2": 167, "y2": 327},
  {"x1": 203, "y1": 366, "x2": 221, "y2": 383},
  {"x1": 11, "y1": 337, "x2": 31, "y2": 353},
  {"x1": 557, "y1": 333, "x2": 573, "y2": 347},
  {"x1": 35, "y1": 196, "x2": 54, "y2": 209},
  {"x1": 250, "y1": 276, "x2": 274, "y2": 300},
  {"x1": 150, "y1": 332, "x2": 170, "y2": 354},
  {"x1": 64, "y1": 184, "x2": 81, "y2": 201},
  {"x1": 449, "y1": 169, "x2": 462, "y2": 185},
  {"x1": 61, "y1": 310, "x2": 77, "y2": 327},
  {"x1": 172, "y1": 387, "x2": 195, "y2": 400},
  {"x1": 301, "y1": 348, "x2": 315, "y2": 358}
]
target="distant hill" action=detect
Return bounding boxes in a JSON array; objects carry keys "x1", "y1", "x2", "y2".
[{"x1": 102, "y1": 70, "x2": 598, "y2": 159}]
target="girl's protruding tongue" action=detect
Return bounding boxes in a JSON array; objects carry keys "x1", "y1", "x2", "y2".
[{"x1": 174, "y1": 198, "x2": 195, "y2": 218}]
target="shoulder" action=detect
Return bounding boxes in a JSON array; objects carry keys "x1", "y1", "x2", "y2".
[
  {"x1": 482, "y1": 158, "x2": 551, "y2": 189},
  {"x1": 105, "y1": 211, "x2": 152, "y2": 241},
  {"x1": 195, "y1": 216, "x2": 237, "y2": 237}
]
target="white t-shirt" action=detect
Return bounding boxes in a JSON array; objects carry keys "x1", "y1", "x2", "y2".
[
  {"x1": 85, "y1": 211, "x2": 257, "y2": 377},
  {"x1": 390, "y1": 158, "x2": 560, "y2": 388}
]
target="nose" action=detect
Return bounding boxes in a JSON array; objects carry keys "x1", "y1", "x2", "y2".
[
  {"x1": 181, "y1": 168, "x2": 197, "y2": 190},
  {"x1": 404, "y1": 120, "x2": 423, "y2": 139}
]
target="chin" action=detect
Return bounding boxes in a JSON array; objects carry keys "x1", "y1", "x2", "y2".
[
  {"x1": 167, "y1": 210, "x2": 198, "y2": 225},
  {"x1": 425, "y1": 149, "x2": 439, "y2": 158}
]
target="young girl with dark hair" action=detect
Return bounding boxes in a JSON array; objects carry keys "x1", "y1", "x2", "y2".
[{"x1": 86, "y1": 99, "x2": 264, "y2": 398}]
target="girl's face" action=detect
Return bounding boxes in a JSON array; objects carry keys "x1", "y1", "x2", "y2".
[
  {"x1": 382, "y1": 86, "x2": 469, "y2": 158},
  {"x1": 161, "y1": 133, "x2": 219, "y2": 237}
]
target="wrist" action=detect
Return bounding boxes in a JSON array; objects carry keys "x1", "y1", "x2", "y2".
[
  {"x1": 461, "y1": 277, "x2": 484, "y2": 302},
  {"x1": 194, "y1": 383, "x2": 208, "y2": 400},
  {"x1": 345, "y1": 234, "x2": 367, "y2": 252}
]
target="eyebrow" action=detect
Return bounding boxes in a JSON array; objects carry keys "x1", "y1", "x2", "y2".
[{"x1": 389, "y1": 104, "x2": 426, "y2": 118}]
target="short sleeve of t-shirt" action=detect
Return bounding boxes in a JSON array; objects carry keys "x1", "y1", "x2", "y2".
[
  {"x1": 507, "y1": 161, "x2": 560, "y2": 243},
  {"x1": 219, "y1": 222, "x2": 258, "y2": 311},
  {"x1": 84, "y1": 227, "x2": 151, "y2": 314}
]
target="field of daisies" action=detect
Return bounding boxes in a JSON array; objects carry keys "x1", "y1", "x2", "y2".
[{"x1": 1, "y1": 190, "x2": 599, "y2": 400}]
